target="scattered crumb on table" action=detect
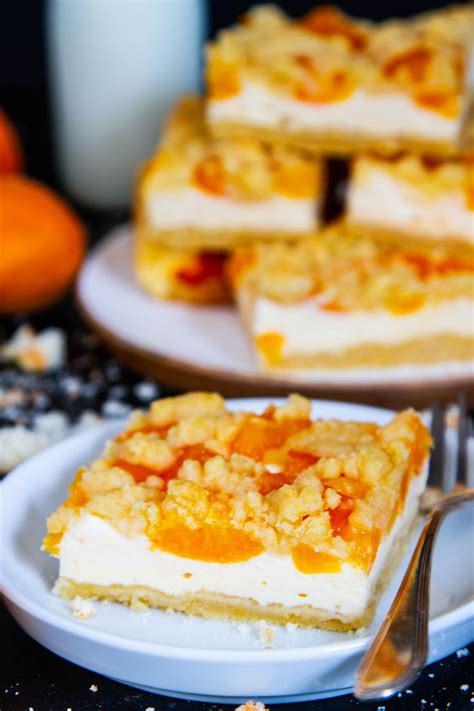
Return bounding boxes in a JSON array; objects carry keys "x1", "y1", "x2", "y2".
[
  {"x1": 235, "y1": 702, "x2": 269, "y2": 711},
  {"x1": 1, "y1": 325, "x2": 65, "y2": 372}
]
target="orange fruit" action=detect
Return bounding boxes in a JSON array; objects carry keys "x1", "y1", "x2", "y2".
[
  {"x1": 0, "y1": 110, "x2": 23, "y2": 174},
  {"x1": 0, "y1": 175, "x2": 86, "y2": 312}
]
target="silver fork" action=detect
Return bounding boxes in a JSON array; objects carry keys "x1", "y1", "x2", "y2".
[{"x1": 355, "y1": 394, "x2": 474, "y2": 701}]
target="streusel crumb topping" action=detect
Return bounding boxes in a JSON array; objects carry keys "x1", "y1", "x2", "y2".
[
  {"x1": 206, "y1": 5, "x2": 471, "y2": 118},
  {"x1": 353, "y1": 153, "x2": 474, "y2": 207},
  {"x1": 228, "y1": 223, "x2": 474, "y2": 311},
  {"x1": 44, "y1": 393, "x2": 431, "y2": 574}
]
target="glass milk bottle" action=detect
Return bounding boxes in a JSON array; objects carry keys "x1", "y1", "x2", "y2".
[{"x1": 47, "y1": 0, "x2": 206, "y2": 209}]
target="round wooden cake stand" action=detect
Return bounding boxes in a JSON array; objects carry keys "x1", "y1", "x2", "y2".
[{"x1": 77, "y1": 297, "x2": 473, "y2": 411}]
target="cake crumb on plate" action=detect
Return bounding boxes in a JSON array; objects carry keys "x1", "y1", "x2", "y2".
[
  {"x1": 72, "y1": 597, "x2": 95, "y2": 620},
  {"x1": 256, "y1": 621, "x2": 275, "y2": 645}
]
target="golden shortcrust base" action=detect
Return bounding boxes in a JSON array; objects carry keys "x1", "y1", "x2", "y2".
[
  {"x1": 345, "y1": 220, "x2": 474, "y2": 257},
  {"x1": 136, "y1": 223, "x2": 314, "y2": 251},
  {"x1": 208, "y1": 120, "x2": 465, "y2": 159},
  {"x1": 54, "y1": 578, "x2": 372, "y2": 631},
  {"x1": 255, "y1": 334, "x2": 474, "y2": 370}
]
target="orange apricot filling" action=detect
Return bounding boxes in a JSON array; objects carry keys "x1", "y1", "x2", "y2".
[
  {"x1": 176, "y1": 252, "x2": 226, "y2": 286},
  {"x1": 384, "y1": 291, "x2": 426, "y2": 316},
  {"x1": 113, "y1": 444, "x2": 213, "y2": 485},
  {"x1": 382, "y1": 48, "x2": 461, "y2": 118},
  {"x1": 272, "y1": 161, "x2": 319, "y2": 199},
  {"x1": 192, "y1": 154, "x2": 227, "y2": 196},
  {"x1": 400, "y1": 252, "x2": 474, "y2": 279},
  {"x1": 231, "y1": 409, "x2": 311, "y2": 461},
  {"x1": 64, "y1": 468, "x2": 89, "y2": 508},
  {"x1": 151, "y1": 522, "x2": 263, "y2": 563},
  {"x1": 259, "y1": 449, "x2": 320, "y2": 494},
  {"x1": 345, "y1": 528, "x2": 383, "y2": 572},
  {"x1": 112, "y1": 459, "x2": 162, "y2": 484},
  {"x1": 292, "y1": 545, "x2": 343, "y2": 574},
  {"x1": 43, "y1": 531, "x2": 63, "y2": 556},
  {"x1": 384, "y1": 47, "x2": 433, "y2": 84},
  {"x1": 294, "y1": 70, "x2": 355, "y2": 104},
  {"x1": 255, "y1": 331, "x2": 285, "y2": 365},
  {"x1": 414, "y1": 91, "x2": 460, "y2": 119},
  {"x1": 300, "y1": 6, "x2": 368, "y2": 51},
  {"x1": 329, "y1": 496, "x2": 354, "y2": 537},
  {"x1": 226, "y1": 251, "x2": 255, "y2": 287},
  {"x1": 207, "y1": 58, "x2": 241, "y2": 100}
]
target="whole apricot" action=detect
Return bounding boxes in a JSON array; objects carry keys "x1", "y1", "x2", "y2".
[{"x1": 0, "y1": 175, "x2": 86, "y2": 312}]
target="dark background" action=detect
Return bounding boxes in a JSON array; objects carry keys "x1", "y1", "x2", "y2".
[{"x1": 1, "y1": 0, "x2": 470, "y2": 192}]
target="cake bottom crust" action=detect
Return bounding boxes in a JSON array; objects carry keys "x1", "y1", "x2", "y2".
[
  {"x1": 256, "y1": 334, "x2": 474, "y2": 369},
  {"x1": 54, "y1": 578, "x2": 372, "y2": 631},
  {"x1": 208, "y1": 121, "x2": 461, "y2": 158},
  {"x1": 345, "y1": 220, "x2": 474, "y2": 257},
  {"x1": 137, "y1": 224, "x2": 313, "y2": 251}
]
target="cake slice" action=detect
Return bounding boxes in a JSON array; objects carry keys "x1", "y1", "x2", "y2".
[
  {"x1": 228, "y1": 224, "x2": 474, "y2": 370},
  {"x1": 206, "y1": 5, "x2": 473, "y2": 157},
  {"x1": 43, "y1": 392, "x2": 431, "y2": 630},
  {"x1": 136, "y1": 96, "x2": 323, "y2": 251},
  {"x1": 134, "y1": 236, "x2": 230, "y2": 304},
  {"x1": 346, "y1": 153, "x2": 474, "y2": 253}
]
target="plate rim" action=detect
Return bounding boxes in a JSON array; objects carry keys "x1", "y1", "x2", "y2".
[
  {"x1": 3, "y1": 398, "x2": 474, "y2": 663},
  {"x1": 75, "y1": 225, "x2": 474, "y2": 395}
]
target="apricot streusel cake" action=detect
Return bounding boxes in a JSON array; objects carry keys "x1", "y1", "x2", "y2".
[
  {"x1": 229, "y1": 224, "x2": 474, "y2": 370},
  {"x1": 136, "y1": 97, "x2": 324, "y2": 251},
  {"x1": 206, "y1": 5, "x2": 473, "y2": 157},
  {"x1": 346, "y1": 153, "x2": 474, "y2": 253},
  {"x1": 43, "y1": 393, "x2": 431, "y2": 630}
]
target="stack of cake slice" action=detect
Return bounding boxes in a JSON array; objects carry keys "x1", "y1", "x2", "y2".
[
  {"x1": 135, "y1": 96, "x2": 324, "y2": 303},
  {"x1": 135, "y1": 4, "x2": 474, "y2": 373}
]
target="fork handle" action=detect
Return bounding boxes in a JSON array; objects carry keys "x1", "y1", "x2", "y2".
[{"x1": 355, "y1": 489, "x2": 474, "y2": 701}]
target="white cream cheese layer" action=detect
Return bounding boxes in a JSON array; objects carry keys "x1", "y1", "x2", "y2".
[
  {"x1": 348, "y1": 171, "x2": 474, "y2": 243},
  {"x1": 145, "y1": 187, "x2": 318, "y2": 233},
  {"x1": 249, "y1": 297, "x2": 474, "y2": 356},
  {"x1": 208, "y1": 82, "x2": 461, "y2": 143},
  {"x1": 58, "y1": 471, "x2": 426, "y2": 620}
]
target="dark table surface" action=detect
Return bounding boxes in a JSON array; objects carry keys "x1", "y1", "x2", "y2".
[{"x1": 1, "y1": 255, "x2": 473, "y2": 711}]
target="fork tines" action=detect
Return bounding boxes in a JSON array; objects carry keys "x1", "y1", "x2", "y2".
[
  {"x1": 456, "y1": 392, "x2": 469, "y2": 489},
  {"x1": 428, "y1": 402, "x2": 447, "y2": 492},
  {"x1": 429, "y1": 395, "x2": 471, "y2": 494}
]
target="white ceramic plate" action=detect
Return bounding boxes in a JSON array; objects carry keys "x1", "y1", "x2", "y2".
[
  {"x1": 76, "y1": 226, "x2": 474, "y2": 397},
  {"x1": 2, "y1": 398, "x2": 473, "y2": 704}
]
